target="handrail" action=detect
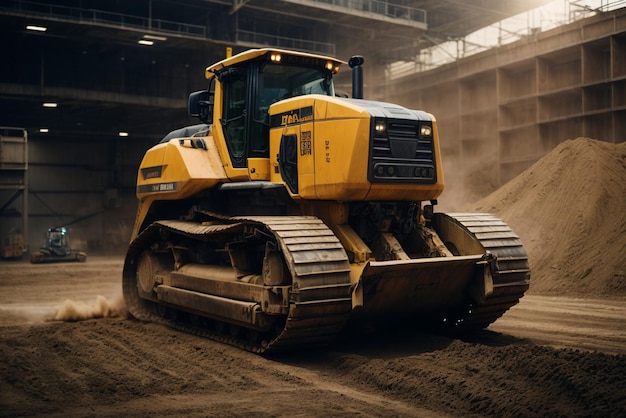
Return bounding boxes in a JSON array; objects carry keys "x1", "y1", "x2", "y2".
[
  {"x1": 0, "y1": 0, "x2": 206, "y2": 38},
  {"x1": 235, "y1": 29, "x2": 336, "y2": 56},
  {"x1": 281, "y1": 0, "x2": 427, "y2": 25}
]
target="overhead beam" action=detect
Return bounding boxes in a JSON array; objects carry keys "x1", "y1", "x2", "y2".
[{"x1": 230, "y1": 0, "x2": 251, "y2": 15}]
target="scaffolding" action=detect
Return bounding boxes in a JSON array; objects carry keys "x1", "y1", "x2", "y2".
[{"x1": 0, "y1": 127, "x2": 28, "y2": 256}]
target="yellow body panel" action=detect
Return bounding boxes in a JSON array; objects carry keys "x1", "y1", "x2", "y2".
[
  {"x1": 248, "y1": 158, "x2": 271, "y2": 180},
  {"x1": 132, "y1": 135, "x2": 228, "y2": 238},
  {"x1": 268, "y1": 95, "x2": 445, "y2": 202},
  {"x1": 136, "y1": 136, "x2": 227, "y2": 200}
]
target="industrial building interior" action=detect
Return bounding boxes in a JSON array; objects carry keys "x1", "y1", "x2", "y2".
[{"x1": 1, "y1": 0, "x2": 624, "y2": 255}]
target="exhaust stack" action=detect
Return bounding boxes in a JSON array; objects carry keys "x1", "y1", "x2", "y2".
[{"x1": 349, "y1": 55, "x2": 364, "y2": 99}]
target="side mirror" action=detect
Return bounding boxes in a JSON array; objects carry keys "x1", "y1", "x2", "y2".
[{"x1": 188, "y1": 90, "x2": 213, "y2": 124}]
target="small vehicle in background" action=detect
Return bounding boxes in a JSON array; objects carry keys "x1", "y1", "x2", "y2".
[{"x1": 30, "y1": 227, "x2": 86, "y2": 263}]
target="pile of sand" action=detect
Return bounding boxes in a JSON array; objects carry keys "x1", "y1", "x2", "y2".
[{"x1": 469, "y1": 138, "x2": 626, "y2": 297}]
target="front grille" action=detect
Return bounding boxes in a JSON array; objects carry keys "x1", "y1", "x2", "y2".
[{"x1": 369, "y1": 118, "x2": 436, "y2": 184}]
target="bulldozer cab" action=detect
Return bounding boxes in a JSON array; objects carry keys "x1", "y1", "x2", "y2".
[
  {"x1": 189, "y1": 50, "x2": 338, "y2": 169},
  {"x1": 47, "y1": 227, "x2": 71, "y2": 256},
  {"x1": 31, "y1": 226, "x2": 86, "y2": 263}
]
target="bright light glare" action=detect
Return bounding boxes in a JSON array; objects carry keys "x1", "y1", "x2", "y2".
[
  {"x1": 43, "y1": 102, "x2": 57, "y2": 108},
  {"x1": 118, "y1": 132, "x2": 129, "y2": 137},
  {"x1": 138, "y1": 40, "x2": 154, "y2": 46},
  {"x1": 26, "y1": 25, "x2": 47, "y2": 32}
]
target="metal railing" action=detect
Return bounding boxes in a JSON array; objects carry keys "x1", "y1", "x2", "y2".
[
  {"x1": 0, "y1": 0, "x2": 206, "y2": 37},
  {"x1": 235, "y1": 29, "x2": 336, "y2": 56},
  {"x1": 389, "y1": 0, "x2": 626, "y2": 78},
  {"x1": 596, "y1": 0, "x2": 626, "y2": 10},
  {"x1": 281, "y1": 0, "x2": 426, "y2": 25}
]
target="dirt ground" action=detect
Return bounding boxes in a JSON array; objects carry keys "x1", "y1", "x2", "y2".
[
  {"x1": 2, "y1": 138, "x2": 625, "y2": 417},
  {"x1": 1, "y1": 257, "x2": 625, "y2": 418}
]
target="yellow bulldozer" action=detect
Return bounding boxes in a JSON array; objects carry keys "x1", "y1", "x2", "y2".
[{"x1": 123, "y1": 48, "x2": 530, "y2": 353}]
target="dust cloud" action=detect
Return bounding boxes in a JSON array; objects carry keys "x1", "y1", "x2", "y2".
[
  {"x1": 0, "y1": 305, "x2": 55, "y2": 325},
  {"x1": 437, "y1": 143, "x2": 499, "y2": 213},
  {"x1": 52, "y1": 294, "x2": 127, "y2": 322}
]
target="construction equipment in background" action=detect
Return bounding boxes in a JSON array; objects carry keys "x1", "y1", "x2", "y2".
[
  {"x1": 123, "y1": 48, "x2": 530, "y2": 354},
  {"x1": 1, "y1": 231, "x2": 24, "y2": 259},
  {"x1": 30, "y1": 227, "x2": 87, "y2": 263},
  {"x1": 0, "y1": 127, "x2": 28, "y2": 260}
]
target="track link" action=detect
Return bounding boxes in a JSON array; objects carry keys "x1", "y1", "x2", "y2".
[{"x1": 123, "y1": 215, "x2": 352, "y2": 354}]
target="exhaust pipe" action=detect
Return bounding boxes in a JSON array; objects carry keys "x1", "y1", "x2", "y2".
[{"x1": 349, "y1": 55, "x2": 365, "y2": 99}]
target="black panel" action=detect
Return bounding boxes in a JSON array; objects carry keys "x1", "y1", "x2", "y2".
[{"x1": 279, "y1": 134, "x2": 298, "y2": 194}]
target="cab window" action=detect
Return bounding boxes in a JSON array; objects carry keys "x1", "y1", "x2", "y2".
[{"x1": 221, "y1": 68, "x2": 248, "y2": 168}]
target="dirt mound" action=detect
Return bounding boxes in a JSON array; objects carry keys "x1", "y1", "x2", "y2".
[
  {"x1": 469, "y1": 138, "x2": 626, "y2": 297},
  {"x1": 331, "y1": 336, "x2": 626, "y2": 417}
]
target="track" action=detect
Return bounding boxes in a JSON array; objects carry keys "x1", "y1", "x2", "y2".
[
  {"x1": 439, "y1": 213, "x2": 531, "y2": 329},
  {"x1": 123, "y1": 215, "x2": 353, "y2": 354},
  {"x1": 123, "y1": 212, "x2": 530, "y2": 353}
]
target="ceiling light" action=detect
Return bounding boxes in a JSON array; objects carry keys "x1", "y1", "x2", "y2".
[
  {"x1": 43, "y1": 102, "x2": 57, "y2": 108},
  {"x1": 143, "y1": 34, "x2": 167, "y2": 41},
  {"x1": 26, "y1": 25, "x2": 47, "y2": 32},
  {"x1": 118, "y1": 132, "x2": 129, "y2": 137},
  {"x1": 138, "y1": 40, "x2": 154, "y2": 46},
  {"x1": 39, "y1": 128, "x2": 49, "y2": 133}
]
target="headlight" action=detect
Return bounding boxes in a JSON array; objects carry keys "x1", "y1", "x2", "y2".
[
  {"x1": 420, "y1": 124, "x2": 432, "y2": 137},
  {"x1": 374, "y1": 120, "x2": 386, "y2": 135}
]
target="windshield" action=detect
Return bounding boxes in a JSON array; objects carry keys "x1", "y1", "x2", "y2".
[
  {"x1": 221, "y1": 60, "x2": 336, "y2": 166},
  {"x1": 257, "y1": 64, "x2": 334, "y2": 106}
]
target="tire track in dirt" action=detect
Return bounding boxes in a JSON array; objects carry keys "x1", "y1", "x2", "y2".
[{"x1": 1, "y1": 318, "x2": 444, "y2": 417}]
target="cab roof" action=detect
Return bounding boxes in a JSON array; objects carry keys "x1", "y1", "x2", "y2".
[{"x1": 204, "y1": 48, "x2": 347, "y2": 79}]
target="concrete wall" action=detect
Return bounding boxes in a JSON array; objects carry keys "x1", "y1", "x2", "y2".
[
  {"x1": 0, "y1": 135, "x2": 154, "y2": 256},
  {"x1": 27, "y1": 136, "x2": 153, "y2": 255},
  {"x1": 388, "y1": 8, "x2": 626, "y2": 209}
]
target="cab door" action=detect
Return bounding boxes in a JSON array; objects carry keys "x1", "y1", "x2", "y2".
[{"x1": 220, "y1": 67, "x2": 249, "y2": 168}]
